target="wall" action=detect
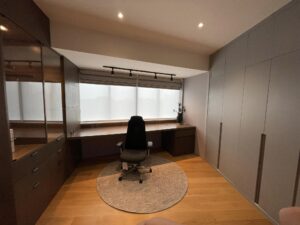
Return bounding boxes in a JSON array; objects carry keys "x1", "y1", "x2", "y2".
[
  {"x1": 206, "y1": 0, "x2": 300, "y2": 223},
  {"x1": 183, "y1": 73, "x2": 209, "y2": 156}
]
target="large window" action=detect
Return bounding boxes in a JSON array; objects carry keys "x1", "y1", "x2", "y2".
[{"x1": 80, "y1": 84, "x2": 180, "y2": 121}]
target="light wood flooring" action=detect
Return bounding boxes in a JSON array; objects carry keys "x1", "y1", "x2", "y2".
[{"x1": 37, "y1": 152, "x2": 272, "y2": 225}]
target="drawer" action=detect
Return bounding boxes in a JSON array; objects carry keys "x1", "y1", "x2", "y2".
[
  {"x1": 14, "y1": 162, "x2": 50, "y2": 225},
  {"x1": 175, "y1": 128, "x2": 195, "y2": 137}
]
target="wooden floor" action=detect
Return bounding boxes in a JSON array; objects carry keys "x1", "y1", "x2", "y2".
[{"x1": 37, "y1": 152, "x2": 272, "y2": 225}]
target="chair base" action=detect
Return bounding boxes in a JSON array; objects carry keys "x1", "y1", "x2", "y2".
[{"x1": 119, "y1": 163, "x2": 152, "y2": 184}]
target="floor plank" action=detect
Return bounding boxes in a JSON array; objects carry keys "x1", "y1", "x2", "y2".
[{"x1": 37, "y1": 152, "x2": 272, "y2": 225}]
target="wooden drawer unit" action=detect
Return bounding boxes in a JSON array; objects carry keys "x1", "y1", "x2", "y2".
[
  {"x1": 13, "y1": 136, "x2": 66, "y2": 225},
  {"x1": 162, "y1": 127, "x2": 196, "y2": 156}
]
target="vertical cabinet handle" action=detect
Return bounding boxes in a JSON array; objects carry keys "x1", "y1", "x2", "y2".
[
  {"x1": 255, "y1": 133, "x2": 266, "y2": 203},
  {"x1": 217, "y1": 122, "x2": 223, "y2": 169},
  {"x1": 292, "y1": 150, "x2": 300, "y2": 206}
]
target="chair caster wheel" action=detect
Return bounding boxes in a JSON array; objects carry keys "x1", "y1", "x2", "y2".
[
  {"x1": 149, "y1": 168, "x2": 152, "y2": 173},
  {"x1": 139, "y1": 180, "x2": 143, "y2": 184},
  {"x1": 118, "y1": 177, "x2": 123, "y2": 181}
]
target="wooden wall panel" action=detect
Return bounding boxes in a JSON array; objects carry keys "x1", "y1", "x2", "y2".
[
  {"x1": 219, "y1": 34, "x2": 247, "y2": 185},
  {"x1": 236, "y1": 60, "x2": 271, "y2": 201},
  {"x1": 0, "y1": 33, "x2": 17, "y2": 225},
  {"x1": 0, "y1": 0, "x2": 50, "y2": 46},
  {"x1": 259, "y1": 51, "x2": 300, "y2": 221},
  {"x1": 205, "y1": 51, "x2": 225, "y2": 167}
]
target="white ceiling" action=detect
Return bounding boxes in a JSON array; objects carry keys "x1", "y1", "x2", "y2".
[
  {"x1": 55, "y1": 48, "x2": 205, "y2": 78},
  {"x1": 35, "y1": 0, "x2": 291, "y2": 77},
  {"x1": 35, "y1": 0, "x2": 290, "y2": 53}
]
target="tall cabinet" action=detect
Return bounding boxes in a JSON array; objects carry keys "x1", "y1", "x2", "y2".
[
  {"x1": 206, "y1": 0, "x2": 300, "y2": 223},
  {"x1": 206, "y1": 51, "x2": 225, "y2": 167},
  {"x1": 218, "y1": 34, "x2": 247, "y2": 185},
  {"x1": 259, "y1": 51, "x2": 300, "y2": 221}
]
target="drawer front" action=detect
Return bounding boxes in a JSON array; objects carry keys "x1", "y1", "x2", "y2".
[
  {"x1": 14, "y1": 161, "x2": 50, "y2": 225},
  {"x1": 175, "y1": 128, "x2": 196, "y2": 138}
]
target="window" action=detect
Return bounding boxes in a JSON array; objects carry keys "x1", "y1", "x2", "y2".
[{"x1": 79, "y1": 84, "x2": 180, "y2": 121}]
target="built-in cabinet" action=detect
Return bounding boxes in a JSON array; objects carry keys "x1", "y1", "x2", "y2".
[
  {"x1": 0, "y1": 6, "x2": 80, "y2": 225},
  {"x1": 259, "y1": 51, "x2": 300, "y2": 221},
  {"x1": 206, "y1": 0, "x2": 300, "y2": 223},
  {"x1": 206, "y1": 51, "x2": 225, "y2": 167},
  {"x1": 219, "y1": 34, "x2": 247, "y2": 185}
]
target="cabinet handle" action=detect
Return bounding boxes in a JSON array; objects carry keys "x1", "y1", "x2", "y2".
[
  {"x1": 56, "y1": 136, "x2": 63, "y2": 142},
  {"x1": 32, "y1": 167, "x2": 39, "y2": 174},
  {"x1": 31, "y1": 151, "x2": 39, "y2": 158},
  {"x1": 255, "y1": 133, "x2": 266, "y2": 203},
  {"x1": 33, "y1": 182, "x2": 40, "y2": 190}
]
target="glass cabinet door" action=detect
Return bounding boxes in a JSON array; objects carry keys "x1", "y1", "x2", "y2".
[{"x1": 1, "y1": 15, "x2": 47, "y2": 145}]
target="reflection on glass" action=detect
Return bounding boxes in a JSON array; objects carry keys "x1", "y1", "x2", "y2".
[
  {"x1": 1, "y1": 15, "x2": 47, "y2": 145},
  {"x1": 42, "y1": 47, "x2": 64, "y2": 139}
]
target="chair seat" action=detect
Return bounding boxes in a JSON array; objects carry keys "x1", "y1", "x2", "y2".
[{"x1": 120, "y1": 149, "x2": 147, "y2": 163}]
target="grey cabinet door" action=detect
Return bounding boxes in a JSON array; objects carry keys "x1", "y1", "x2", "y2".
[
  {"x1": 236, "y1": 60, "x2": 271, "y2": 201},
  {"x1": 206, "y1": 52, "x2": 225, "y2": 167},
  {"x1": 259, "y1": 51, "x2": 300, "y2": 222},
  {"x1": 219, "y1": 34, "x2": 248, "y2": 184}
]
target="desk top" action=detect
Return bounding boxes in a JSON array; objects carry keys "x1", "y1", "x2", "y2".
[{"x1": 69, "y1": 123, "x2": 195, "y2": 139}]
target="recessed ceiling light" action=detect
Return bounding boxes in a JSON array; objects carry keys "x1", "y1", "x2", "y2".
[
  {"x1": 118, "y1": 12, "x2": 124, "y2": 19},
  {"x1": 198, "y1": 22, "x2": 204, "y2": 28},
  {"x1": 0, "y1": 25, "x2": 8, "y2": 32}
]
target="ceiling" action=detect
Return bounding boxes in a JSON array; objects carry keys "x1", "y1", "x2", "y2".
[
  {"x1": 55, "y1": 48, "x2": 205, "y2": 78},
  {"x1": 34, "y1": 0, "x2": 291, "y2": 78}
]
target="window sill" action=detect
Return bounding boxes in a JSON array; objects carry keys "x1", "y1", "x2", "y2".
[{"x1": 80, "y1": 118, "x2": 177, "y2": 128}]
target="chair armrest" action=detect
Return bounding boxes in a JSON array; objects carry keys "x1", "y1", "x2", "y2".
[{"x1": 147, "y1": 141, "x2": 153, "y2": 148}]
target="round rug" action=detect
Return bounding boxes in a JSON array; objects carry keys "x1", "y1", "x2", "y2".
[{"x1": 96, "y1": 155, "x2": 188, "y2": 213}]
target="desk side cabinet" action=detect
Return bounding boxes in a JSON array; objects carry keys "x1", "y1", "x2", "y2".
[
  {"x1": 162, "y1": 127, "x2": 196, "y2": 156},
  {"x1": 12, "y1": 137, "x2": 66, "y2": 225}
]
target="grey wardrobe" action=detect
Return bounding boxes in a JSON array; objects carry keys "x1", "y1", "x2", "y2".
[{"x1": 206, "y1": 1, "x2": 300, "y2": 223}]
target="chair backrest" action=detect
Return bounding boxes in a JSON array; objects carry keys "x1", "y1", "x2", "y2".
[{"x1": 125, "y1": 116, "x2": 147, "y2": 150}]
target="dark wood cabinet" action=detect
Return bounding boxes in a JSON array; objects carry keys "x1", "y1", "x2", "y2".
[
  {"x1": 162, "y1": 127, "x2": 196, "y2": 156},
  {"x1": 12, "y1": 137, "x2": 66, "y2": 225}
]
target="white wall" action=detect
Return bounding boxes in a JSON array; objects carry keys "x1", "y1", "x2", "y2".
[{"x1": 183, "y1": 73, "x2": 209, "y2": 157}]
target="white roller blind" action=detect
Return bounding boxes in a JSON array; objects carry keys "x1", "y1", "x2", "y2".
[
  {"x1": 80, "y1": 83, "x2": 110, "y2": 121},
  {"x1": 80, "y1": 84, "x2": 180, "y2": 121},
  {"x1": 110, "y1": 85, "x2": 136, "y2": 120},
  {"x1": 137, "y1": 87, "x2": 159, "y2": 119}
]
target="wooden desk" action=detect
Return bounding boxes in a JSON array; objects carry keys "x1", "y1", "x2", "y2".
[{"x1": 68, "y1": 123, "x2": 196, "y2": 158}]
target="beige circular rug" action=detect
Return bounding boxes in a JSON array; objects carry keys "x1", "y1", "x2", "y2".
[{"x1": 96, "y1": 155, "x2": 188, "y2": 213}]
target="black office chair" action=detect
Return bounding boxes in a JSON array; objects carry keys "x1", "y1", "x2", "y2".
[{"x1": 116, "y1": 116, "x2": 153, "y2": 183}]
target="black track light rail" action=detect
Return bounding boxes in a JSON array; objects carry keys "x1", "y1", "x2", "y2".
[{"x1": 103, "y1": 66, "x2": 176, "y2": 80}]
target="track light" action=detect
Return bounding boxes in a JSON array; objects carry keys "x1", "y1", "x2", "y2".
[{"x1": 103, "y1": 66, "x2": 176, "y2": 80}]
